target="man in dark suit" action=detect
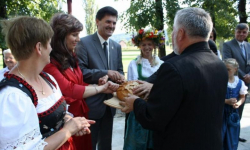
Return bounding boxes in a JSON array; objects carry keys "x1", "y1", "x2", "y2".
[
  {"x1": 223, "y1": 23, "x2": 250, "y2": 142},
  {"x1": 121, "y1": 7, "x2": 228, "y2": 150},
  {"x1": 76, "y1": 6, "x2": 124, "y2": 150}
]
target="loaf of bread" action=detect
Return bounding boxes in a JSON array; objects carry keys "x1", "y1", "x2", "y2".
[{"x1": 116, "y1": 81, "x2": 144, "y2": 100}]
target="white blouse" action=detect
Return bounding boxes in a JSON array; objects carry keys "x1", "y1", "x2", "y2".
[
  {"x1": 228, "y1": 76, "x2": 248, "y2": 95},
  {"x1": 127, "y1": 55, "x2": 163, "y2": 81},
  {"x1": 0, "y1": 67, "x2": 9, "y2": 81},
  {"x1": 0, "y1": 74, "x2": 62, "y2": 150}
]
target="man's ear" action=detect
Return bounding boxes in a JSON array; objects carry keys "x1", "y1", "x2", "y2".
[
  {"x1": 96, "y1": 19, "x2": 99, "y2": 27},
  {"x1": 35, "y1": 42, "x2": 42, "y2": 55},
  {"x1": 177, "y1": 28, "x2": 185, "y2": 41}
]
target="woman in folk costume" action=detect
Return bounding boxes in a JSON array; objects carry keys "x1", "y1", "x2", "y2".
[
  {"x1": 43, "y1": 13, "x2": 119, "y2": 150},
  {"x1": 124, "y1": 28, "x2": 165, "y2": 150},
  {"x1": 222, "y1": 58, "x2": 248, "y2": 150},
  {"x1": 0, "y1": 16, "x2": 95, "y2": 150}
]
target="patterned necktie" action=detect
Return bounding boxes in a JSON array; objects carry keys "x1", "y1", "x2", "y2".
[
  {"x1": 103, "y1": 41, "x2": 108, "y2": 67},
  {"x1": 240, "y1": 43, "x2": 246, "y2": 58}
]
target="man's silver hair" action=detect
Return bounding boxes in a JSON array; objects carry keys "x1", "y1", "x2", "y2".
[
  {"x1": 3, "y1": 49, "x2": 11, "y2": 56},
  {"x1": 174, "y1": 7, "x2": 213, "y2": 40}
]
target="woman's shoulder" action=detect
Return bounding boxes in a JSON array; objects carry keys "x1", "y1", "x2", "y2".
[
  {"x1": 155, "y1": 56, "x2": 164, "y2": 64},
  {"x1": 0, "y1": 86, "x2": 46, "y2": 150},
  {"x1": 0, "y1": 86, "x2": 32, "y2": 100}
]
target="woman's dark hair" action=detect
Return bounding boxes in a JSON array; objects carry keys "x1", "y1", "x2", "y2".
[
  {"x1": 50, "y1": 13, "x2": 83, "y2": 71},
  {"x1": 208, "y1": 39, "x2": 218, "y2": 55},
  {"x1": 96, "y1": 6, "x2": 118, "y2": 21}
]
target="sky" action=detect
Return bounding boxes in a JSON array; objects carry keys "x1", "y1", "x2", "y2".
[{"x1": 62, "y1": 0, "x2": 131, "y2": 37}]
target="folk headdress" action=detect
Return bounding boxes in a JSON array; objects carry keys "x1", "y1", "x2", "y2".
[
  {"x1": 132, "y1": 28, "x2": 165, "y2": 48},
  {"x1": 132, "y1": 28, "x2": 165, "y2": 66}
]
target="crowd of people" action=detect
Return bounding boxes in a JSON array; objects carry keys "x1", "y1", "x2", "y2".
[{"x1": 0, "y1": 5, "x2": 249, "y2": 150}]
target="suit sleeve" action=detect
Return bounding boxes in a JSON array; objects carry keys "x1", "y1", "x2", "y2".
[
  {"x1": 43, "y1": 64, "x2": 85, "y2": 103},
  {"x1": 117, "y1": 44, "x2": 124, "y2": 75},
  {"x1": 134, "y1": 62, "x2": 183, "y2": 132},
  {"x1": 145, "y1": 72, "x2": 157, "y2": 83},
  {"x1": 223, "y1": 42, "x2": 245, "y2": 78},
  {"x1": 76, "y1": 39, "x2": 108, "y2": 84}
]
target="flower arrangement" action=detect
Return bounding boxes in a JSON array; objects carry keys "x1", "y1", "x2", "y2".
[
  {"x1": 131, "y1": 28, "x2": 165, "y2": 48},
  {"x1": 132, "y1": 28, "x2": 165, "y2": 67}
]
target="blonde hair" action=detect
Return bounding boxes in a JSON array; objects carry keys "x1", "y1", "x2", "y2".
[
  {"x1": 223, "y1": 58, "x2": 239, "y2": 75},
  {"x1": 1, "y1": 16, "x2": 53, "y2": 61}
]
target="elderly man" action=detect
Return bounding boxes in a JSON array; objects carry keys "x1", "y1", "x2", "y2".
[
  {"x1": 223, "y1": 23, "x2": 250, "y2": 142},
  {"x1": 121, "y1": 7, "x2": 228, "y2": 150},
  {"x1": 0, "y1": 49, "x2": 17, "y2": 80}
]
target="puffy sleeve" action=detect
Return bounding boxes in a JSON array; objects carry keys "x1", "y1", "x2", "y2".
[
  {"x1": 0, "y1": 86, "x2": 47, "y2": 150},
  {"x1": 240, "y1": 80, "x2": 248, "y2": 95},
  {"x1": 127, "y1": 60, "x2": 138, "y2": 81}
]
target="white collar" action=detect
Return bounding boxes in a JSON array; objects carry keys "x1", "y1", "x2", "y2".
[
  {"x1": 97, "y1": 32, "x2": 110, "y2": 45},
  {"x1": 236, "y1": 40, "x2": 244, "y2": 46}
]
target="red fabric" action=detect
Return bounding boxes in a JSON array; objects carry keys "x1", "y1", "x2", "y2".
[
  {"x1": 58, "y1": 137, "x2": 76, "y2": 150},
  {"x1": 44, "y1": 59, "x2": 92, "y2": 150}
]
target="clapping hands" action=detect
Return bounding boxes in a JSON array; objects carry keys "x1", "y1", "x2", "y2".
[{"x1": 63, "y1": 115, "x2": 95, "y2": 136}]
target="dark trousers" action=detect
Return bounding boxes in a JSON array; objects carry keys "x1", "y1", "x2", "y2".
[{"x1": 90, "y1": 106, "x2": 113, "y2": 150}]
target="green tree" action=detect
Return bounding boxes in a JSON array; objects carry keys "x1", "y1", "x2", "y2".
[
  {"x1": 165, "y1": 0, "x2": 238, "y2": 39},
  {"x1": 121, "y1": 0, "x2": 166, "y2": 57},
  {"x1": 121, "y1": 0, "x2": 241, "y2": 44},
  {"x1": 0, "y1": 0, "x2": 63, "y2": 49},
  {"x1": 83, "y1": 0, "x2": 98, "y2": 34}
]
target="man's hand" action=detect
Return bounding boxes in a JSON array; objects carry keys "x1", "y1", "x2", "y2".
[
  {"x1": 119, "y1": 94, "x2": 139, "y2": 113},
  {"x1": 107, "y1": 70, "x2": 125, "y2": 83},
  {"x1": 133, "y1": 80, "x2": 153, "y2": 99},
  {"x1": 243, "y1": 74, "x2": 250, "y2": 84}
]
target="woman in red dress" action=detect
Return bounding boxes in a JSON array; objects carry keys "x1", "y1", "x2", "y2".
[{"x1": 44, "y1": 13, "x2": 118, "y2": 150}]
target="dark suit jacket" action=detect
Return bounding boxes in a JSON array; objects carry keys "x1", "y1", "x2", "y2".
[
  {"x1": 146, "y1": 52, "x2": 177, "y2": 83},
  {"x1": 223, "y1": 39, "x2": 250, "y2": 81},
  {"x1": 134, "y1": 42, "x2": 228, "y2": 150},
  {"x1": 76, "y1": 32, "x2": 124, "y2": 119}
]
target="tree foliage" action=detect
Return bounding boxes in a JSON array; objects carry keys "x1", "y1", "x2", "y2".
[
  {"x1": 0, "y1": 0, "x2": 63, "y2": 49},
  {"x1": 83, "y1": 0, "x2": 98, "y2": 35},
  {"x1": 120, "y1": 0, "x2": 242, "y2": 42},
  {"x1": 121, "y1": 0, "x2": 164, "y2": 32},
  {"x1": 120, "y1": 0, "x2": 167, "y2": 57}
]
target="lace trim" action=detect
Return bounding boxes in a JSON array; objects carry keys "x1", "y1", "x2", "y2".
[
  {"x1": 0, "y1": 128, "x2": 47, "y2": 150},
  {"x1": 135, "y1": 55, "x2": 160, "y2": 67}
]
